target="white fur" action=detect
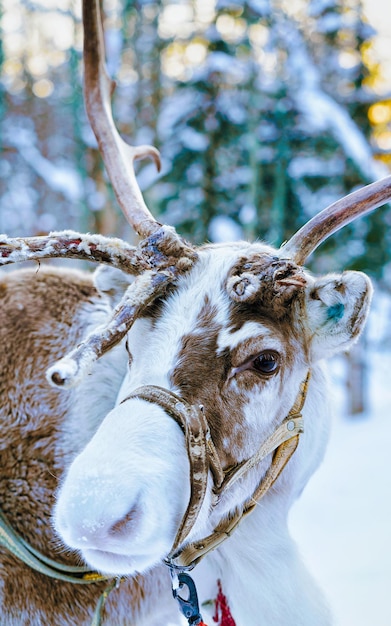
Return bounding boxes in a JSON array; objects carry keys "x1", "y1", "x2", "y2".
[
  {"x1": 217, "y1": 320, "x2": 275, "y2": 353},
  {"x1": 54, "y1": 241, "x2": 372, "y2": 625}
]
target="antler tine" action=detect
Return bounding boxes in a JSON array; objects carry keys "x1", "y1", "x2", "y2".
[
  {"x1": 47, "y1": 268, "x2": 174, "y2": 388},
  {"x1": 0, "y1": 232, "x2": 148, "y2": 274},
  {"x1": 280, "y1": 175, "x2": 391, "y2": 265},
  {"x1": 83, "y1": 0, "x2": 161, "y2": 240}
]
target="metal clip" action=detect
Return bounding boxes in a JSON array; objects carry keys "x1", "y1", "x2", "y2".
[{"x1": 172, "y1": 571, "x2": 204, "y2": 625}]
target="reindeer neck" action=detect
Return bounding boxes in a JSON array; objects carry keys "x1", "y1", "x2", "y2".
[{"x1": 193, "y1": 495, "x2": 331, "y2": 626}]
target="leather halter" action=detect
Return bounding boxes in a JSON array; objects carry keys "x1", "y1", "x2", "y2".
[{"x1": 122, "y1": 372, "x2": 309, "y2": 569}]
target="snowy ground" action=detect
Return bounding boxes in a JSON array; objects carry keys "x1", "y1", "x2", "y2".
[{"x1": 290, "y1": 293, "x2": 391, "y2": 626}]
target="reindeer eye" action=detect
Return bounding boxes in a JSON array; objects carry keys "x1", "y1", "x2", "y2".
[
  {"x1": 229, "y1": 350, "x2": 281, "y2": 381},
  {"x1": 252, "y1": 351, "x2": 280, "y2": 375}
]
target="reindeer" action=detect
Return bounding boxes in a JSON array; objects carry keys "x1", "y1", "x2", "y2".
[{"x1": 1, "y1": 1, "x2": 390, "y2": 625}]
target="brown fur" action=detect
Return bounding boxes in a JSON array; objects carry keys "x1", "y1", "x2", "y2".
[
  {"x1": 171, "y1": 285, "x2": 306, "y2": 469},
  {"x1": 226, "y1": 253, "x2": 307, "y2": 316},
  {"x1": 0, "y1": 267, "x2": 151, "y2": 625}
]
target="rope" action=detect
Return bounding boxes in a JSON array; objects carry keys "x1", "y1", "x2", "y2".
[
  {"x1": 0, "y1": 508, "x2": 120, "y2": 624},
  {"x1": 213, "y1": 580, "x2": 237, "y2": 626}
]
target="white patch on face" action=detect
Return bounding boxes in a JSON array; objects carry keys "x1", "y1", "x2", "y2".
[
  {"x1": 54, "y1": 400, "x2": 192, "y2": 575},
  {"x1": 218, "y1": 321, "x2": 274, "y2": 354},
  {"x1": 55, "y1": 244, "x2": 257, "y2": 573}
]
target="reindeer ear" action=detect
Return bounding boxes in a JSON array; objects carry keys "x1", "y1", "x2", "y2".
[
  {"x1": 93, "y1": 266, "x2": 134, "y2": 306},
  {"x1": 305, "y1": 271, "x2": 373, "y2": 360}
]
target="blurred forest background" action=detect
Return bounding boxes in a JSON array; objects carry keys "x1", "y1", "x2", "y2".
[
  {"x1": 1, "y1": 0, "x2": 391, "y2": 405},
  {"x1": 0, "y1": 0, "x2": 390, "y2": 274}
]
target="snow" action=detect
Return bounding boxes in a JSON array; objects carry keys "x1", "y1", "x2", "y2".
[
  {"x1": 208, "y1": 215, "x2": 243, "y2": 243},
  {"x1": 288, "y1": 155, "x2": 345, "y2": 180},
  {"x1": 246, "y1": 0, "x2": 270, "y2": 16},
  {"x1": 290, "y1": 294, "x2": 391, "y2": 626},
  {"x1": 158, "y1": 92, "x2": 201, "y2": 142},
  {"x1": 180, "y1": 127, "x2": 210, "y2": 152},
  {"x1": 105, "y1": 28, "x2": 123, "y2": 77},
  {"x1": 194, "y1": 51, "x2": 250, "y2": 84},
  {"x1": 283, "y1": 22, "x2": 389, "y2": 183},
  {"x1": 6, "y1": 126, "x2": 83, "y2": 202},
  {"x1": 308, "y1": 0, "x2": 339, "y2": 17}
]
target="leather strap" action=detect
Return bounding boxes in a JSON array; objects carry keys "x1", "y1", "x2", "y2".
[
  {"x1": 0, "y1": 508, "x2": 109, "y2": 584},
  {"x1": 122, "y1": 386, "x2": 223, "y2": 551},
  {"x1": 122, "y1": 373, "x2": 310, "y2": 569},
  {"x1": 175, "y1": 375, "x2": 309, "y2": 567}
]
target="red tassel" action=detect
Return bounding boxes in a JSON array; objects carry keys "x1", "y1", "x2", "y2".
[{"x1": 213, "y1": 579, "x2": 237, "y2": 626}]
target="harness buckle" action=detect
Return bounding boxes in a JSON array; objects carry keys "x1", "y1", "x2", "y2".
[{"x1": 171, "y1": 571, "x2": 205, "y2": 625}]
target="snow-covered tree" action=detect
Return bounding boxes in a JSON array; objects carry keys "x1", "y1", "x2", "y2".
[
  {"x1": 1, "y1": 0, "x2": 390, "y2": 281},
  {"x1": 152, "y1": 0, "x2": 391, "y2": 277}
]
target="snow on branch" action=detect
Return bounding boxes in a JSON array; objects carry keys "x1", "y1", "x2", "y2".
[
  {"x1": 6, "y1": 126, "x2": 83, "y2": 202},
  {"x1": 283, "y1": 21, "x2": 389, "y2": 183}
]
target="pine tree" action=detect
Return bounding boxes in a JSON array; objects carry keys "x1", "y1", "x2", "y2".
[
  {"x1": 0, "y1": 0, "x2": 389, "y2": 283},
  {"x1": 150, "y1": 0, "x2": 391, "y2": 277},
  {"x1": 154, "y1": 0, "x2": 264, "y2": 243}
]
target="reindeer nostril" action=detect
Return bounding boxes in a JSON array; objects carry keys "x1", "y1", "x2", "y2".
[{"x1": 108, "y1": 506, "x2": 139, "y2": 536}]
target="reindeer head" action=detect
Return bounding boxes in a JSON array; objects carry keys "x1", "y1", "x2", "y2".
[
  {"x1": 1, "y1": 0, "x2": 387, "y2": 580},
  {"x1": 52, "y1": 235, "x2": 372, "y2": 574}
]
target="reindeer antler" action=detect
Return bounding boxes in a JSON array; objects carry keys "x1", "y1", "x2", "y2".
[
  {"x1": 230, "y1": 176, "x2": 391, "y2": 307},
  {"x1": 1, "y1": 0, "x2": 196, "y2": 388},
  {"x1": 1, "y1": 0, "x2": 195, "y2": 275},
  {"x1": 83, "y1": 0, "x2": 162, "y2": 240},
  {"x1": 0, "y1": 232, "x2": 148, "y2": 274},
  {"x1": 47, "y1": 268, "x2": 176, "y2": 388},
  {"x1": 81, "y1": 0, "x2": 196, "y2": 266},
  {"x1": 281, "y1": 175, "x2": 391, "y2": 264},
  {"x1": 45, "y1": 0, "x2": 196, "y2": 387}
]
